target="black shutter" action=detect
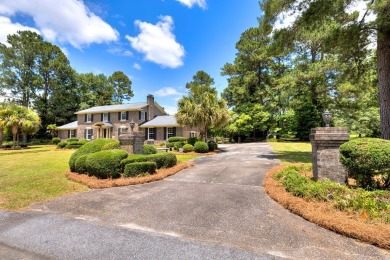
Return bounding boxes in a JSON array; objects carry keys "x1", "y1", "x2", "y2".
[
  {"x1": 74, "y1": 130, "x2": 77, "y2": 138},
  {"x1": 91, "y1": 129, "x2": 93, "y2": 138},
  {"x1": 68, "y1": 130, "x2": 70, "y2": 138},
  {"x1": 164, "y1": 127, "x2": 167, "y2": 140},
  {"x1": 145, "y1": 128, "x2": 148, "y2": 140},
  {"x1": 118, "y1": 128, "x2": 120, "y2": 137},
  {"x1": 153, "y1": 128, "x2": 156, "y2": 139},
  {"x1": 101, "y1": 113, "x2": 103, "y2": 121},
  {"x1": 91, "y1": 114, "x2": 94, "y2": 122},
  {"x1": 118, "y1": 112, "x2": 121, "y2": 120},
  {"x1": 108, "y1": 113, "x2": 110, "y2": 121},
  {"x1": 126, "y1": 111, "x2": 129, "y2": 120},
  {"x1": 85, "y1": 114, "x2": 87, "y2": 122},
  {"x1": 173, "y1": 127, "x2": 176, "y2": 136},
  {"x1": 145, "y1": 112, "x2": 148, "y2": 121},
  {"x1": 84, "y1": 129, "x2": 87, "y2": 139},
  {"x1": 139, "y1": 111, "x2": 141, "y2": 120}
]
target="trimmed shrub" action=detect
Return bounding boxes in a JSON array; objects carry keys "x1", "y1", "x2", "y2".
[
  {"x1": 67, "y1": 137, "x2": 79, "y2": 142},
  {"x1": 124, "y1": 162, "x2": 157, "y2": 177},
  {"x1": 207, "y1": 141, "x2": 218, "y2": 151},
  {"x1": 182, "y1": 144, "x2": 194, "y2": 153},
  {"x1": 159, "y1": 142, "x2": 166, "y2": 147},
  {"x1": 194, "y1": 141, "x2": 209, "y2": 153},
  {"x1": 143, "y1": 144, "x2": 157, "y2": 154},
  {"x1": 68, "y1": 138, "x2": 121, "y2": 172},
  {"x1": 86, "y1": 149, "x2": 129, "y2": 179},
  {"x1": 78, "y1": 139, "x2": 88, "y2": 145},
  {"x1": 160, "y1": 153, "x2": 177, "y2": 168},
  {"x1": 174, "y1": 141, "x2": 185, "y2": 150},
  {"x1": 187, "y1": 137, "x2": 199, "y2": 146},
  {"x1": 340, "y1": 138, "x2": 390, "y2": 188},
  {"x1": 120, "y1": 154, "x2": 148, "y2": 171},
  {"x1": 66, "y1": 141, "x2": 82, "y2": 149},
  {"x1": 57, "y1": 141, "x2": 68, "y2": 149},
  {"x1": 101, "y1": 139, "x2": 120, "y2": 150},
  {"x1": 166, "y1": 142, "x2": 174, "y2": 149},
  {"x1": 168, "y1": 136, "x2": 187, "y2": 143},
  {"x1": 74, "y1": 154, "x2": 89, "y2": 174},
  {"x1": 52, "y1": 137, "x2": 61, "y2": 145}
]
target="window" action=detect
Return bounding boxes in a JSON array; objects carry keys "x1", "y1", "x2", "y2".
[
  {"x1": 103, "y1": 113, "x2": 109, "y2": 122},
  {"x1": 86, "y1": 114, "x2": 92, "y2": 123},
  {"x1": 69, "y1": 130, "x2": 76, "y2": 138},
  {"x1": 119, "y1": 127, "x2": 128, "y2": 134},
  {"x1": 148, "y1": 128, "x2": 156, "y2": 140},
  {"x1": 86, "y1": 129, "x2": 93, "y2": 140},
  {"x1": 139, "y1": 111, "x2": 146, "y2": 121},
  {"x1": 190, "y1": 131, "x2": 197, "y2": 138},
  {"x1": 167, "y1": 127, "x2": 174, "y2": 139},
  {"x1": 121, "y1": 112, "x2": 127, "y2": 121}
]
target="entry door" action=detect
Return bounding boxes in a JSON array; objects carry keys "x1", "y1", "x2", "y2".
[{"x1": 103, "y1": 129, "x2": 107, "y2": 138}]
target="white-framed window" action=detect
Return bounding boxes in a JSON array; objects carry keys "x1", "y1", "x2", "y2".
[
  {"x1": 140, "y1": 111, "x2": 146, "y2": 121},
  {"x1": 121, "y1": 111, "x2": 127, "y2": 121},
  {"x1": 167, "y1": 127, "x2": 174, "y2": 139},
  {"x1": 119, "y1": 127, "x2": 128, "y2": 134},
  {"x1": 69, "y1": 130, "x2": 76, "y2": 138},
  {"x1": 103, "y1": 113, "x2": 109, "y2": 122},
  {"x1": 148, "y1": 128, "x2": 156, "y2": 140},
  {"x1": 86, "y1": 129, "x2": 93, "y2": 140},
  {"x1": 190, "y1": 131, "x2": 197, "y2": 138},
  {"x1": 86, "y1": 114, "x2": 92, "y2": 123}
]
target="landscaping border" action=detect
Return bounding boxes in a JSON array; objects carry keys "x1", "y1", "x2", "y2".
[
  {"x1": 66, "y1": 162, "x2": 194, "y2": 189},
  {"x1": 263, "y1": 164, "x2": 390, "y2": 250}
]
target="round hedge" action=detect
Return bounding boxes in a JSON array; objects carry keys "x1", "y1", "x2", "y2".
[
  {"x1": 66, "y1": 141, "x2": 81, "y2": 149},
  {"x1": 187, "y1": 137, "x2": 199, "y2": 146},
  {"x1": 194, "y1": 141, "x2": 209, "y2": 153},
  {"x1": 52, "y1": 137, "x2": 61, "y2": 145},
  {"x1": 68, "y1": 138, "x2": 121, "y2": 172},
  {"x1": 57, "y1": 141, "x2": 67, "y2": 149},
  {"x1": 182, "y1": 144, "x2": 194, "y2": 153},
  {"x1": 74, "y1": 154, "x2": 89, "y2": 173},
  {"x1": 340, "y1": 138, "x2": 390, "y2": 188},
  {"x1": 85, "y1": 149, "x2": 129, "y2": 179},
  {"x1": 174, "y1": 141, "x2": 185, "y2": 150},
  {"x1": 168, "y1": 136, "x2": 187, "y2": 143},
  {"x1": 120, "y1": 154, "x2": 148, "y2": 171},
  {"x1": 166, "y1": 142, "x2": 174, "y2": 149},
  {"x1": 124, "y1": 162, "x2": 157, "y2": 177},
  {"x1": 207, "y1": 141, "x2": 218, "y2": 151},
  {"x1": 143, "y1": 144, "x2": 157, "y2": 154},
  {"x1": 67, "y1": 137, "x2": 79, "y2": 142},
  {"x1": 101, "y1": 140, "x2": 120, "y2": 150}
]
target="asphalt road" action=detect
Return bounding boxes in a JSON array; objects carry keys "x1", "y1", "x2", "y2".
[{"x1": 1, "y1": 143, "x2": 389, "y2": 259}]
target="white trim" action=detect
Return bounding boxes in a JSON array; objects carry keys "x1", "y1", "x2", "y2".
[
  {"x1": 120, "y1": 111, "x2": 127, "y2": 121},
  {"x1": 148, "y1": 128, "x2": 156, "y2": 140}
]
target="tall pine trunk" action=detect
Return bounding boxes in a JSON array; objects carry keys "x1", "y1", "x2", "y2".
[{"x1": 378, "y1": 5, "x2": 390, "y2": 139}]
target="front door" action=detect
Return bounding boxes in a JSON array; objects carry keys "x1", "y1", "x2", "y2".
[{"x1": 103, "y1": 129, "x2": 107, "y2": 138}]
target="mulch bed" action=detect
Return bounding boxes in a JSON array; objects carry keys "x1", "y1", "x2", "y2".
[
  {"x1": 66, "y1": 162, "x2": 194, "y2": 189},
  {"x1": 263, "y1": 164, "x2": 390, "y2": 250}
]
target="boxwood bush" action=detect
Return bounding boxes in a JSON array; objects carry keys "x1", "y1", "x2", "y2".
[
  {"x1": 69, "y1": 138, "x2": 121, "y2": 172},
  {"x1": 182, "y1": 144, "x2": 194, "y2": 153},
  {"x1": 166, "y1": 142, "x2": 174, "y2": 149},
  {"x1": 74, "y1": 154, "x2": 89, "y2": 174},
  {"x1": 174, "y1": 141, "x2": 185, "y2": 150},
  {"x1": 187, "y1": 137, "x2": 199, "y2": 146},
  {"x1": 340, "y1": 138, "x2": 390, "y2": 188},
  {"x1": 120, "y1": 153, "x2": 177, "y2": 170},
  {"x1": 120, "y1": 154, "x2": 148, "y2": 171},
  {"x1": 168, "y1": 136, "x2": 187, "y2": 143},
  {"x1": 194, "y1": 141, "x2": 209, "y2": 153},
  {"x1": 86, "y1": 149, "x2": 129, "y2": 179},
  {"x1": 67, "y1": 137, "x2": 79, "y2": 142},
  {"x1": 52, "y1": 137, "x2": 61, "y2": 145},
  {"x1": 66, "y1": 141, "x2": 82, "y2": 149},
  {"x1": 78, "y1": 139, "x2": 88, "y2": 145},
  {"x1": 143, "y1": 144, "x2": 157, "y2": 154},
  {"x1": 57, "y1": 141, "x2": 67, "y2": 149},
  {"x1": 207, "y1": 141, "x2": 218, "y2": 151},
  {"x1": 124, "y1": 162, "x2": 157, "y2": 177},
  {"x1": 101, "y1": 140, "x2": 120, "y2": 150}
]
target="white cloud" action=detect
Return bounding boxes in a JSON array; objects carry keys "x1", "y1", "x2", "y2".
[
  {"x1": 0, "y1": 0, "x2": 118, "y2": 48},
  {"x1": 346, "y1": 0, "x2": 376, "y2": 23},
  {"x1": 155, "y1": 87, "x2": 183, "y2": 97},
  {"x1": 133, "y1": 63, "x2": 141, "y2": 70},
  {"x1": 108, "y1": 47, "x2": 133, "y2": 57},
  {"x1": 162, "y1": 105, "x2": 178, "y2": 115},
  {"x1": 126, "y1": 16, "x2": 185, "y2": 68},
  {"x1": 60, "y1": 47, "x2": 69, "y2": 57},
  {"x1": 0, "y1": 16, "x2": 39, "y2": 44},
  {"x1": 175, "y1": 0, "x2": 207, "y2": 9}
]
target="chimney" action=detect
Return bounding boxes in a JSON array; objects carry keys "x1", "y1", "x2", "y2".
[{"x1": 147, "y1": 94, "x2": 155, "y2": 121}]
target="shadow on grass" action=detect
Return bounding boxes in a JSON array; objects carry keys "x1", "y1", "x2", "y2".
[
  {"x1": 272, "y1": 151, "x2": 312, "y2": 163},
  {"x1": 0, "y1": 150, "x2": 50, "y2": 156}
]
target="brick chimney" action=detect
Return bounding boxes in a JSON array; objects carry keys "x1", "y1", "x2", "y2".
[{"x1": 147, "y1": 94, "x2": 155, "y2": 120}]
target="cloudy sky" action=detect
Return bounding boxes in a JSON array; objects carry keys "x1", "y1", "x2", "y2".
[{"x1": 0, "y1": 0, "x2": 261, "y2": 114}]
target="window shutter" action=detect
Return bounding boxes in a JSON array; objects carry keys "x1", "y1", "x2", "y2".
[
  {"x1": 154, "y1": 128, "x2": 156, "y2": 138},
  {"x1": 108, "y1": 113, "x2": 110, "y2": 121},
  {"x1": 91, "y1": 129, "x2": 93, "y2": 138},
  {"x1": 91, "y1": 114, "x2": 94, "y2": 122},
  {"x1": 173, "y1": 127, "x2": 176, "y2": 136},
  {"x1": 118, "y1": 128, "x2": 120, "y2": 137},
  {"x1": 145, "y1": 129, "x2": 148, "y2": 140},
  {"x1": 145, "y1": 112, "x2": 148, "y2": 121},
  {"x1": 164, "y1": 127, "x2": 167, "y2": 140},
  {"x1": 101, "y1": 113, "x2": 103, "y2": 121},
  {"x1": 74, "y1": 130, "x2": 77, "y2": 138},
  {"x1": 68, "y1": 130, "x2": 70, "y2": 138},
  {"x1": 118, "y1": 112, "x2": 121, "y2": 120},
  {"x1": 85, "y1": 114, "x2": 87, "y2": 122},
  {"x1": 84, "y1": 129, "x2": 87, "y2": 139},
  {"x1": 139, "y1": 111, "x2": 141, "y2": 120},
  {"x1": 126, "y1": 111, "x2": 129, "y2": 120}
]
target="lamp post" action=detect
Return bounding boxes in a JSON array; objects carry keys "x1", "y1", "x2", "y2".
[
  {"x1": 322, "y1": 110, "x2": 332, "y2": 127},
  {"x1": 130, "y1": 119, "x2": 135, "y2": 133}
]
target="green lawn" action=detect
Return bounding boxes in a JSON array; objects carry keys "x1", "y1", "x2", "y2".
[
  {"x1": 268, "y1": 142, "x2": 312, "y2": 163},
  {"x1": 0, "y1": 145, "x2": 88, "y2": 210},
  {"x1": 176, "y1": 153, "x2": 202, "y2": 162}
]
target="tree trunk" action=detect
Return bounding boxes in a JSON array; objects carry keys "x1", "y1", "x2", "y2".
[{"x1": 378, "y1": 5, "x2": 390, "y2": 139}]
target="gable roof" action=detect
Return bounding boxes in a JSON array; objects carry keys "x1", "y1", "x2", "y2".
[
  {"x1": 75, "y1": 103, "x2": 148, "y2": 114},
  {"x1": 57, "y1": 121, "x2": 78, "y2": 129},
  {"x1": 139, "y1": 115, "x2": 180, "y2": 128}
]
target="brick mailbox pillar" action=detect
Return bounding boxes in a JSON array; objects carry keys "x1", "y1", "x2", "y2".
[
  {"x1": 310, "y1": 127, "x2": 350, "y2": 184},
  {"x1": 118, "y1": 132, "x2": 145, "y2": 154}
]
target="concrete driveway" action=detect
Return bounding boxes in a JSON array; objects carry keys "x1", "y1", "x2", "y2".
[{"x1": 1, "y1": 143, "x2": 389, "y2": 259}]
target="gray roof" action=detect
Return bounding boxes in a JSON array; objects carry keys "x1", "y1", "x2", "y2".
[
  {"x1": 139, "y1": 116, "x2": 180, "y2": 128},
  {"x1": 58, "y1": 121, "x2": 78, "y2": 129},
  {"x1": 75, "y1": 103, "x2": 148, "y2": 114}
]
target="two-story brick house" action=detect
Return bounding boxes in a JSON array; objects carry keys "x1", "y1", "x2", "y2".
[{"x1": 57, "y1": 94, "x2": 200, "y2": 142}]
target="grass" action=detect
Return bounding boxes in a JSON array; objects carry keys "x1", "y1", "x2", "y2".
[
  {"x1": 0, "y1": 145, "x2": 88, "y2": 210},
  {"x1": 176, "y1": 153, "x2": 202, "y2": 162},
  {"x1": 268, "y1": 141, "x2": 311, "y2": 163}
]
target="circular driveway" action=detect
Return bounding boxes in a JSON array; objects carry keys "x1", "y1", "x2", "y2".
[{"x1": 1, "y1": 143, "x2": 388, "y2": 259}]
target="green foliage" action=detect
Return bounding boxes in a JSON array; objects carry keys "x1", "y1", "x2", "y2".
[
  {"x1": 174, "y1": 141, "x2": 185, "y2": 150},
  {"x1": 207, "y1": 141, "x2": 218, "y2": 151},
  {"x1": 340, "y1": 138, "x2": 390, "y2": 188},
  {"x1": 68, "y1": 138, "x2": 120, "y2": 172},
  {"x1": 194, "y1": 141, "x2": 209, "y2": 153},
  {"x1": 166, "y1": 142, "x2": 175, "y2": 149},
  {"x1": 66, "y1": 141, "x2": 82, "y2": 149},
  {"x1": 182, "y1": 144, "x2": 194, "y2": 153},
  {"x1": 120, "y1": 153, "x2": 177, "y2": 170},
  {"x1": 101, "y1": 140, "x2": 121, "y2": 150},
  {"x1": 295, "y1": 101, "x2": 321, "y2": 141},
  {"x1": 85, "y1": 149, "x2": 128, "y2": 179},
  {"x1": 143, "y1": 144, "x2": 157, "y2": 154},
  {"x1": 67, "y1": 138, "x2": 79, "y2": 142},
  {"x1": 78, "y1": 139, "x2": 88, "y2": 145},
  {"x1": 168, "y1": 136, "x2": 187, "y2": 143},
  {"x1": 187, "y1": 137, "x2": 199, "y2": 146},
  {"x1": 124, "y1": 162, "x2": 157, "y2": 177},
  {"x1": 57, "y1": 141, "x2": 68, "y2": 149},
  {"x1": 120, "y1": 155, "x2": 148, "y2": 171},
  {"x1": 274, "y1": 165, "x2": 390, "y2": 223},
  {"x1": 52, "y1": 137, "x2": 61, "y2": 145},
  {"x1": 74, "y1": 154, "x2": 89, "y2": 174}
]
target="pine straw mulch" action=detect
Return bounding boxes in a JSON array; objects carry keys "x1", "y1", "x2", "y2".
[
  {"x1": 263, "y1": 164, "x2": 390, "y2": 250},
  {"x1": 66, "y1": 162, "x2": 194, "y2": 189}
]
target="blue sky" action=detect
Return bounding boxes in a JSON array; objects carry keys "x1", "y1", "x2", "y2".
[{"x1": 0, "y1": 0, "x2": 262, "y2": 114}]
